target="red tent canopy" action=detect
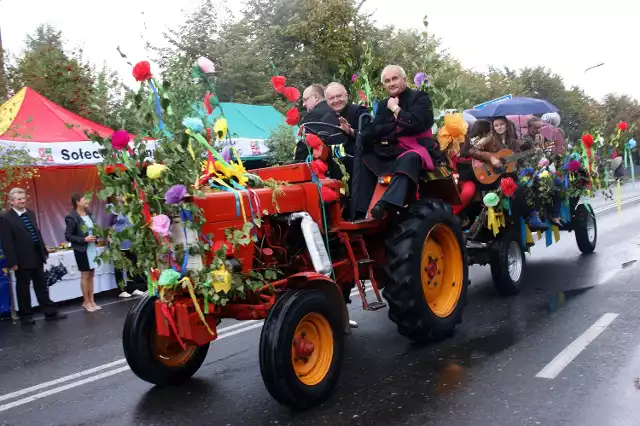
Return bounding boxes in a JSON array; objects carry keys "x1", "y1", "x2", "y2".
[{"x1": 0, "y1": 87, "x2": 113, "y2": 141}]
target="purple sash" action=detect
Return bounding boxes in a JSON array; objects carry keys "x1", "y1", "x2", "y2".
[{"x1": 396, "y1": 130, "x2": 435, "y2": 171}]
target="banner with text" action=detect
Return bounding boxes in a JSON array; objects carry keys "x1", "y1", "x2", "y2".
[{"x1": 0, "y1": 137, "x2": 270, "y2": 167}]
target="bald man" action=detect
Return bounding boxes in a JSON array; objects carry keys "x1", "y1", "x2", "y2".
[{"x1": 353, "y1": 65, "x2": 442, "y2": 220}]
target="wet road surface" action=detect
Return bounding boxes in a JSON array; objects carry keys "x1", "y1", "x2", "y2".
[{"x1": 2, "y1": 186, "x2": 640, "y2": 426}]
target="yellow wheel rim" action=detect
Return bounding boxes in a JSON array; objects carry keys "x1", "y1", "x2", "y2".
[
  {"x1": 420, "y1": 224, "x2": 464, "y2": 318},
  {"x1": 153, "y1": 332, "x2": 197, "y2": 367},
  {"x1": 291, "y1": 312, "x2": 334, "y2": 386}
]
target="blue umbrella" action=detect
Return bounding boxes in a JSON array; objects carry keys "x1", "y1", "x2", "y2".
[{"x1": 469, "y1": 97, "x2": 559, "y2": 119}]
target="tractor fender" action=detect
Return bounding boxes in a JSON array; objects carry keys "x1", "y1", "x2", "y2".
[{"x1": 285, "y1": 272, "x2": 350, "y2": 334}]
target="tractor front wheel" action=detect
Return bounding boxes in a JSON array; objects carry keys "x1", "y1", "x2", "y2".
[
  {"x1": 123, "y1": 295, "x2": 209, "y2": 386},
  {"x1": 490, "y1": 227, "x2": 526, "y2": 296},
  {"x1": 259, "y1": 290, "x2": 344, "y2": 409},
  {"x1": 383, "y1": 199, "x2": 469, "y2": 342}
]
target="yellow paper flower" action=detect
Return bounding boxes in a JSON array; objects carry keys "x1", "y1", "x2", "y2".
[
  {"x1": 538, "y1": 170, "x2": 550, "y2": 178},
  {"x1": 146, "y1": 164, "x2": 168, "y2": 179},
  {"x1": 211, "y1": 268, "x2": 232, "y2": 293},
  {"x1": 438, "y1": 113, "x2": 468, "y2": 155},
  {"x1": 214, "y1": 118, "x2": 228, "y2": 140}
]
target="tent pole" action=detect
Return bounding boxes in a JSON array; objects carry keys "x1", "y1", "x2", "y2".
[{"x1": 0, "y1": 11, "x2": 6, "y2": 101}]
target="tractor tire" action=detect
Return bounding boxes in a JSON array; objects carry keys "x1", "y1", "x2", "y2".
[
  {"x1": 383, "y1": 199, "x2": 469, "y2": 343},
  {"x1": 574, "y1": 204, "x2": 597, "y2": 253},
  {"x1": 259, "y1": 290, "x2": 344, "y2": 409},
  {"x1": 123, "y1": 295, "x2": 209, "y2": 386},
  {"x1": 490, "y1": 227, "x2": 526, "y2": 296}
]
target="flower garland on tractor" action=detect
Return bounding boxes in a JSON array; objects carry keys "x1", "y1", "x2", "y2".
[{"x1": 94, "y1": 58, "x2": 288, "y2": 330}]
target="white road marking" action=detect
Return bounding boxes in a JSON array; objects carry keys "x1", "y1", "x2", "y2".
[
  {"x1": 593, "y1": 195, "x2": 640, "y2": 213},
  {"x1": 536, "y1": 313, "x2": 619, "y2": 379},
  {"x1": 0, "y1": 285, "x2": 373, "y2": 410},
  {"x1": 0, "y1": 359, "x2": 128, "y2": 403},
  {"x1": 0, "y1": 366, "x2": 131, "y2": 413}
]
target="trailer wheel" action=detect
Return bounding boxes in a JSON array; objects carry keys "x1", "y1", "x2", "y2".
[
  {"x1": 490, "y1": 228, "x2": 526, "y2": 296},
  {"x1": 259, "y1": 290, "x2": 344, "y2": 409},
  {"x1": 574, "y1": 204, "x2": 597, "y2": 253},
  {"x1": 123, "y1": 295, "x2": 209, "y2": 385},
  {"x1": 383, "y1": 199, "x2": 469, "y2": 342}
]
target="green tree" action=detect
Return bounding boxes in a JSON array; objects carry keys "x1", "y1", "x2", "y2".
[{"x1": 0, "y1": 145, "x2": 39, "y2": 210}]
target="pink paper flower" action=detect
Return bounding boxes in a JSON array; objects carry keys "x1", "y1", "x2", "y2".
[
  {"x1": 111, "y1": 130, "x2": 130, "y2": 151},
  {"x1": 538, "y1": 157, "x2": 549, "y2": 168},
  {"x1": 351, "y1": 74, "x2": 358, "y2": 83},
  {"x1": 196, "y1": 57, "x2": 215, "y2": 74},
  {"x1": 568, "y1": 160, "x2": 581, "y2": 173},
  {"x1": 151, "y1": 215, "x2": 171, "y2": 236}
]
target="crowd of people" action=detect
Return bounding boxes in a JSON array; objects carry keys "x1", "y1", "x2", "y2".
[{"x1": 294, "y1": 64, "x2": 567, "y2": 230}]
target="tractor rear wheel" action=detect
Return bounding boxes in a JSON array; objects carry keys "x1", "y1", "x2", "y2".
[
  {"x1": 574, "y1": 203, "x2": 597, "y2": 253},
  {"x1": 259, "y1": 290, "x2": 344, "y2": 409},
  {"x1": 383, "y1": 199, "x2": 469, "y2": 342},
  {"x1": 123, "y1": 295, "x2": 209, "y2": 386}
]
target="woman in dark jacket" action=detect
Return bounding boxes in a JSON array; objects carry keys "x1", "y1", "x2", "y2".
[{"x1": 65, "y1": 193, "x2": 100, "y2": 312}]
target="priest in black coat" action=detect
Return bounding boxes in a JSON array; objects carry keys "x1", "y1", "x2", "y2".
[{"x1": 353, "y1": 65, "x2": 444, "y2": 220}]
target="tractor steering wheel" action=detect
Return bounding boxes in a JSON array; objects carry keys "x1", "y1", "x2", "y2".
[{"x1": 301, "y1": 121, "x2": 348, "y2": 140}]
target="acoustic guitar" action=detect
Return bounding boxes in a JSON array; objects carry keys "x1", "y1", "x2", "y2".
[{"x1": 472, "y1": 148, "x2": 538, "y2": 185}]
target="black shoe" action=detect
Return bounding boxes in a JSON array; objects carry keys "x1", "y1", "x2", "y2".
[
  {"x1": 44, "y1": 313, "x2": 68, "y2": 321},
  {"x1": 20, "y1": 317, "x2": 35, "y2": 325},
  {"x1": 370, "y1": 201, "x2": 390, "y2": 220}
]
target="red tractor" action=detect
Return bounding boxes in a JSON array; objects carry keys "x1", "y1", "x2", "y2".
[{"x1": 122, "y1": 118, "x2": 469, "y2": 408}]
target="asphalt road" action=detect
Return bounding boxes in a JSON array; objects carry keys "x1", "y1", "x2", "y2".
[{"x1": 1, "y1": 184, "x2": 640, "y2": 426}]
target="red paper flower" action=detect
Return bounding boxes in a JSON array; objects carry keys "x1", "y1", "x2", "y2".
[
  {"x1": 111, "y1": 130, "x2": 131, "y2": 151},
  {"x1": 321, "y1": 186, "x2": 337, "y2": 203},
  {"x1": 204, "y1": 93, "x2": 216, "y2": 115},
  {"x1": 311, "y1": 159, "x2": 328, "y2": 179},
  {"x1": 133, "y1": 61, "x2": 152, "y2": 82},
  {"x1": 306, "y1": 134, "x2": 323, "y2": 149},
  {"x1": 271, "y1": 76, "x2": 286, "y2": 93},
  {"x1": 285, "y1": 107, "x2": 300, "y2": 126},
  {"x1": 500, "y1": 177, "x2": 517, "y2": 197},
  {"x1": 283, "y1": 86, "x2": 300, "y2": 103},
  {"x1": 581, "y1": 133, "x2": 594, "y2": 148},
  {"x1": 358, "y1": 89, "x2": 368, "y2": 103},
  {"x1": 618, "y1": 121, "x2": 629, "y2": 131}
]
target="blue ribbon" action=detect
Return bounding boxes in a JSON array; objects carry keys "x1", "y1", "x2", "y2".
[
  {"x1": 210, "y1": 183, "x2": 241, "y2": 217},
  {"x1": 149, "y1": 80, "x2": 165, "y2": 131},
  {"x1": 545, "y1": 219, "x2": 553, "y2": 247}
]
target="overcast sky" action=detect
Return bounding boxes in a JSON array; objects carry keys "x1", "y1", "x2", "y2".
[{"x1": 1, "y1": 0, "x2": 638, "y2": 101}]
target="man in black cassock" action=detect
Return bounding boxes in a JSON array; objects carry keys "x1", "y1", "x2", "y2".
[{"x1": 353, "y1": 65, "x2": 444, "y2": 220}]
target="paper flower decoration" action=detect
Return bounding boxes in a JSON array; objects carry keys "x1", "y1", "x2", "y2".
[
  {"x1": 538, "y1": 157, "x2": 550, "y2": 168},
  {"x1": 158, "y1": 268, "x2": 181, "y2": 286},
  {"x1": 165, "y1": 184, "x2": 188, "y2": 204},
  {"x1": 183, "y1": 117, "x2": 204, "y2": 133},
  {"x1": 538, "y1": 170, "x2": 550, "y2": 178},
  {"x1": 311, "y1": 159, "x2": 328, "y2": 179},
  {"x1": 581, "y1": 134, "x2": 594, "y2": 148},
  {"x1": 568, "y1": 160, "x2": 581, "y2": 173},
  {"x1": 214, "y1": 118, "x2": 228, "y2": 139},
  {"x1": 222, "y1": 146, "x2": 232, "y2": 162},
  {"x1": 271, "y1": 76, "x2": 286, "y2": 93},
  {"x1": 283, "y1": 87, "x2": 301, "y2": 103},
  {"x1": 500, "y1": 177, "x2": 517, "y2": 197},
  {"x1": 618, "y1": 121, "x2": 629, "y2": 131},
  {"x1": 204, "y1": 93, "x2": 216, "y2": 115},
  {"x1": 196, "y1": 56, "x2": 215, "y2": 74},
  {"x1": 414, "y1": 72, "x2": 426, "y2": 87},
  {"x1": 111, "y1": 130, "x2": 130, "y2": 151},
  {"x1": 483, "y1": 192, "x2": 500, "y2": 207},
  {"x1": 147, "y1": 164, "x2": 168, "y2": 179},
  {"x1": 306, "y1": 134, "x2": 323, "y2": 149},
  {"x1": 151, "y1": 214, "x2": 171, "y2": 236},
  {"x1": 627, "y1": 138, "x2": 637, "y2": 149},
  {"x1": 132, "y1": 61, "x2": 152, "y2": 82},
  {"x1": 285, "y1": 107, "x2": 300, "y2": 126},
  {"x1": 357, "y1": 90, "x2": 368, "y2": 104},
  {"x1": 211, "y1": 267, "x2": 232, "y2": 293},
  {"x1": 351, "y1": 74, "x2": 358, "y2": 83}
]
